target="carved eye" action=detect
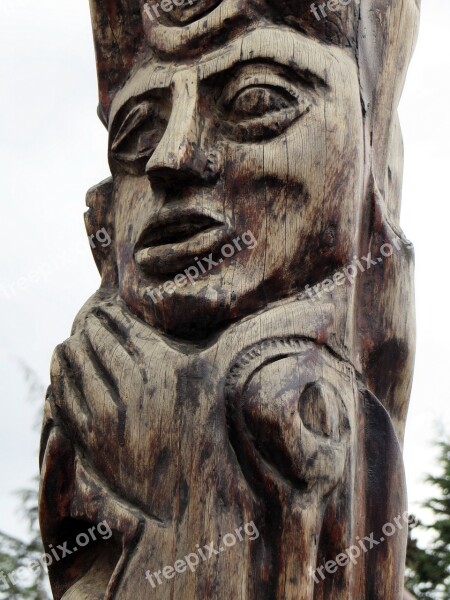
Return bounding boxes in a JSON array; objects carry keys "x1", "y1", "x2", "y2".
[
  {"x1": 230, "y1": 86, "x2": 293, "y2": 119},
  {"x1": 164, "y1": 0, "x2": 223, "y2": 25},
  {"x1": 109, "y1": 96, "x2": 169, "y2": 175},
  {"x1": 222, "y1": 77, "x2": 311, "y2": 142}
]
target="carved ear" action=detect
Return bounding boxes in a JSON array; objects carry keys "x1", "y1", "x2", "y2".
[
  {"x1": 85, "y1": 178, "x2": 118, "y2": 287},
  {"x1": 89, "y1": 0, "x2": 146, "y2": 124}
]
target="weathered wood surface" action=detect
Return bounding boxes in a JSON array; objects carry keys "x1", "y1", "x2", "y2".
[{"x1": 39, "y1": 0, "x2": 420, "y2": 598}]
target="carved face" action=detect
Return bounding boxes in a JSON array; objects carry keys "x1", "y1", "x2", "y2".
[{"x1": 108, "y1": 27, "x2": 364, "y2": 338}]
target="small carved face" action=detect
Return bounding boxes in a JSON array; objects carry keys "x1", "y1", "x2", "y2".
[{"x1": 108, "y1": 27, "x2": 364, "y2": 337}]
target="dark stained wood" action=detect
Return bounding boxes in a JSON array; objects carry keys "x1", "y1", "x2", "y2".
[{"x1": 39, "y1": 0, "x2": 420, "y2": 597}]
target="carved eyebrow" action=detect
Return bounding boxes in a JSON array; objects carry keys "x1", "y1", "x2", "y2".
[
  {"x1": 202, "y1": 59, "x2": 328, "y2": 100},
  {"x1": 109, "y1": 28, "x2": 334, "y2": 124},
  {"x1": 196, "y1": 30, "x2": 332, "y2": 88}
]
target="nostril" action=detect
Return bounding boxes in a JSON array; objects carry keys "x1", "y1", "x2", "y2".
[
  {"x1": 147, "y1": 175, "x2": 186, "y2": 200},
  {"x1": 146, "y1": 154, "x2": 221, "y2": 188},
  {"x1": 146, "y1": 165, "x2": 204, "y2": 189},
  {"x1": 145, "y1": 166, "x2": 175, "y2": 188}
]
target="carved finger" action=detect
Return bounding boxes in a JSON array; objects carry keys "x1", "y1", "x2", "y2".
[
  {"x1": 50, "y1": 343, "x2": 93, "y2": 441},
  {"x1": 91, "y1": 302, "x2": 157, "y2": 359},
  {"x1": 84, "y1": 312, "x2": 141, "y2": 405},
  {"x1": 58, "y1": 336, "x2": 127, "y2": 447}
]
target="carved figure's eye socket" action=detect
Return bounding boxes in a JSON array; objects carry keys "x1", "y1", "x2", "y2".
[
  {"x1": 164, "y1": 0, "x2": 223, "y2": 25},
  {"x1": 231, "y1": 86, "x2": 294, "y2": 119},
  {"x1": 220, "y1": 67, "x2": 313, "y2": 142},
  {"x1": 109, "y1": 94, "x2": 169, "y2": 175}
]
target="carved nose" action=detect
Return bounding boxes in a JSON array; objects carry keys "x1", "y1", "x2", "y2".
[
  {"x1": 145, "y1": 78, "x2": 221, "y2": 188},
  {"x1": 146, "y1": 147, "x2": 221, "y2": 187}
]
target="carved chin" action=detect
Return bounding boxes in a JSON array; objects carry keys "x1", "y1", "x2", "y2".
[
  {"x1": 118, "y1": 283, "x2": 236, "y2": 339},
  {"x1": 117, "y1": 254, "x2": 299, "y2": 339}
]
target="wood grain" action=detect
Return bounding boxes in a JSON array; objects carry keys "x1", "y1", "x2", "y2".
[{"x1": 39, "y1": 0, "x2": 420, "y2": 597}]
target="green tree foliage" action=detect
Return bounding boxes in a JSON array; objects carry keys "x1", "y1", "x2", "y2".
[
  {"x1": 0, "y1": 365, "x2": 50, "y2": 599},
  {"x1": 406, "y1": 440, "x2": 450, "y2": 599},
  {"x1": 0, "y1": 485, "x2": 49, "y2": 599}
]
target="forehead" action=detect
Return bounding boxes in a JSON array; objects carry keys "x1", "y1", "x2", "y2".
[
  {"x1": 142, "y1": 0, "x2": 357, "y2": 57},
  {"x1": 109, "y1": 26, "x2": 356, "y2": 124}
]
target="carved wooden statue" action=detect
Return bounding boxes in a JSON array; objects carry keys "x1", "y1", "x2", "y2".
[{"x1": 39, "y1": 0, "x2": 420, "y2": 598}]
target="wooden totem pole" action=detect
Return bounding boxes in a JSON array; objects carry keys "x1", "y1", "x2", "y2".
[{"x1": 39, "y1": 0, "x2": 420, "y2": 598}]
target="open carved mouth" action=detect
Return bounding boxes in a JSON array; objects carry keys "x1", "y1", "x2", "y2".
[
  {"x1": 135, "y1": 209, "x2": 233, "y2": 275},
  {"x1": 137, "y1": 214, "x2": 223, "y2": 248}
]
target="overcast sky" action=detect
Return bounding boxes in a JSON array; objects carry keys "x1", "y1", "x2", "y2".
[{"x1": 0, "y1": 0, "x2": 449, "y2": 543}]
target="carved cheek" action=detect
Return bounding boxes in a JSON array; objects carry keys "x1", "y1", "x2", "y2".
[
  {"x1": 114, "y1": 177, "x2": 156, "y2": 279},
  {"x1": 241, "y1": 355, "x2": 352, "y2": 490}
]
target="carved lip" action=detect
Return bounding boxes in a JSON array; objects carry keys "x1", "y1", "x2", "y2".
[{"x1": 135, "y1": 207, "x2": 234, "y2": 275}]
